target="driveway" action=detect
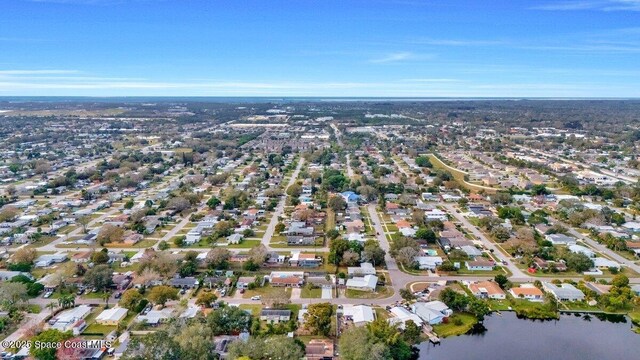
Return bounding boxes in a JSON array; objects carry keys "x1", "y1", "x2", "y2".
[
  {"x1": 321, "y1": 287, "x2": 333, "y2": 299},
  {"x1": 290, "y1": 288, "x2": 301, "y2": 300}
]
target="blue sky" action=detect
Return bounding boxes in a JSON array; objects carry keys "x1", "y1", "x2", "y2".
[{"x1": 1, "y1": 0, "x2": 640, "y2": 97}]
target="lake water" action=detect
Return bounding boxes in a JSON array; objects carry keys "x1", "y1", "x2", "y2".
[{"x1": 418, "y1": 312, "x2": 640, "y2": 360}]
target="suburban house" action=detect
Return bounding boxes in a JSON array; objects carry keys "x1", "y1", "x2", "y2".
[
  {"x1": 388, "y1": 306, "x2": 424, "y2": 329},
  {"x1": 0, "y1": 270, "x2": 33, "y2": 281},
  {"x1": 71, "y1": 251, "x2": 92, "y2": 263},
  {"x1": 424, "y1": 208, "x2": 448, "y2": 221},
  {"x1": 260, "y1": 309, "x2": 292, "y2": 323},
  {"x1": 545, "y1": 233, "x2": 576, "y2": 246},
  {"x1": 306, "y1": 339, "x2": 334, "y2": 360},
  {"x1": 34, "y1": 252, "x2": 68, "y2": 267},
  {"x1": 345, "y1": 274, "x2": 378, "y2": 292},
  {"x1": 285, "y1": 222, "x2": 316, "y2": 246},
  {"x1": 112, "y1": 273, "x2": 132, "y2": 291},
  {"x1": 340, "y1": 191, "x2": 360, "y2": 203},
  {"x1": 385, "y1": 203, "x2": 409, "y2": 216},
  {"x1": 96, "y1": 307, "x2": 128, "y2": 326},
  {"x1": 170, "y1": 276, "x2": 199, "y2": 289},
  {"x1": 533, "y1": 257, "x2": 568, "y2": 272},
  {"x1": 411, "y1": 301, "x2": 452, "y2": 325},
  {"x1": 344, "y1": 220, "x2": 365, "y2": 234},
  {"x1": 347, "y1": 262, "x2": 377, "y2": 277},
  {"x1": 592, "y1": 257, "x2": 622, "y2": 270},
  {"x1": 269, "y1": 271, "x2": 305, "y2": 287},
  {"x1": 509, "y1": 284, "x2": 545, "y2": 302},
  {"x1": 416, "y1": 256, "x2": 443, "y2": 270},
  {"x1": 289, "y1": 252, "x2": 322, "y2": 267},
  {"x1": 236, "y1": 276, "x2": 257, "y2": 290},
  {"x1": 48, "y1": 305, "x2": 92, "y2": 334},
  {"x1": 136, "y1": 308, "x2": 173, "y2": 326},
  {"x1": 341, "y1": 305, "x2": 375, "y2": 326},
  {"x1": 460, "y1": 245, "x2": 483, "y2": 258},
  {"x1": 227, "y1": 234, "x2": 243, "y2": 244},
  {"x1": 568, "y1": 244, "x2": 595, "y2": 258},
  {"x1": 542, "y1": 282, "x2": 585, "y2": 302},
  {"x1": 585, "y1": 282, "x2": 613, "y2": 296},
  {"x1": 467, "y1": 281, "x2": 506, "y2": 299},
  {"x1": 465, "y1": 260, "x2": 495, "y2": 271}
]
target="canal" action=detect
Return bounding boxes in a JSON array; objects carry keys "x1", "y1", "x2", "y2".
[{"x1": 419, "y1": 312, "x2": 639, "y2": 359}]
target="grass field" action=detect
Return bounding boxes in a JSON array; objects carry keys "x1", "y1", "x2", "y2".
[
  {"x1": 300, "y1": 286, "x2": 322, "y2": 298},
  {"x1": 427, "y1": 154, "x2": 499, "y2": 194},
  {"x1": 242, "y1": 284, "x2": 292, "y2": 299},
  {"x1": 432, "y1": 312, "x2": 478, "y2": 337},
  {"x1": 345, "y1": 286, "x2": 394, "y2": 299}
]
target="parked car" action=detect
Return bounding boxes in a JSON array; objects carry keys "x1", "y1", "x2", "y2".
[
  {"x1": 114, "y1": 292, "x2": 122, "y2": 299},
  {"x1": 239, "y1": 288, "x2": 245, "y2": 294},
  {"x1": 251, "y1": 295, "x2": 261, "y2": 301},
  {"x1": 43, "y1": 291, "x2": 53, "y2": 298}
]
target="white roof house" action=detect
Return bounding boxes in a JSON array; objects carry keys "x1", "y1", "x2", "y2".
[
  {"x1": 180, "y1": 306, "x2": 200, "y2": 319},
  {"x1": 341, "y1": 305, "x2": 375, "y2": 326},
  {"x1": 545, "y1": 234, "x2": 575, "y2": 245},
  {"x1": 136, "y1": 308, "x2": 173, "y2": 325},
  {"x1": 622, "y1": 222, "x2": 640, "y2": 232},
  {"x1": 388, "y1": 306, "x2": 424, "y2": 329},
  {"x1": 593, "y1": 257, "x2": 621, "y2": 270},
  {"x1": 415, "y1": 256, "x2": 443, "y2": 270},
  {"x1": 129, "y1": 249, "x2": 146, "y2": 263},
  {"x1": 96, "y1": 307, "x2": 128, "y2": 325},
  {"x1": 542, "y1": 282, "x2": 585, "y2": 302},
  {"x1": 49, "y1": 305, "x2": 92, "y2": 332},
  {"x1": 346, "y1": 275, "x2": 378, "y2": 291},
  {"x1": 568, "y1": 244, "x2": 595, "y2": 258},
  {"x1": 347, "y1": 262, "x2": 376, "y2": 277},
  {"x1": 34, "y1": 252, "x2": 68, "y2": 268},
  {"x1": 411, "y1": 301, "x2": 452, "y2": 325},
  {"x1": 400, "y1": 227, "x2": 417, "y2": 237}
]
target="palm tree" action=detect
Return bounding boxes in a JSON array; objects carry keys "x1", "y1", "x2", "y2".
[
  {"x1": 58, "y1": 294, "x2": 75, "y2": 309},
  {"x1": 47, "y1": 301, "x2": 56, "y2": 313},
  {"x1": 103, "y1": 292, "x2": 110, "y2": 309}
]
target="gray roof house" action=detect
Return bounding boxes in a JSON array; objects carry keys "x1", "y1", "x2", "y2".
[
  {"x1": 170, "y1": 276, "x2": 199, "y2": 288},
  {"x1": 545, "y1": 233, "x2": 575, "y2": 245},
  {"x1": 260, "y1": 309, "x2": 292, "y2": 323},
  {"x1": 542, "y1": 282, "x2": 585, "y2": 302}
]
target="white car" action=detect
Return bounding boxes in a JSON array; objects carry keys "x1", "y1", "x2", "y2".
[
  {"x1": 43, "y1": 291, "x2": 53, "y2": 298},
  {"x1": 251, "y1": 295, "x2": 261, "y2": 301}
]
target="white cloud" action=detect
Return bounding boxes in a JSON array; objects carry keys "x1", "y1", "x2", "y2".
[
  {"x1": 400, "y1": 78, "x2": 462, "y2": 82},
  {"x1": 531, "y1": 0, "x2": 640, "y2": 11},
  {"x1": 369, "y1": 52, "x2": 414, "y2": 63},
  {"x1": 0, "y1": 69, "x2": 79, "y2": 75},
  {"x1": 410, "y1": 38, "x2": 507, "y2": 46}
]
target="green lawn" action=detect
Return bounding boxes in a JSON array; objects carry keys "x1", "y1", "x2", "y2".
[
  {"x1": 432, "y1": 312, "x2": 478, "y2": 337},
  {"x1": 82, "y1": 291, "x2": 111, "y2": 300},
  {"x1": 25, "y1": 236, "x2": 58, "y2": 249},
  {"x1": 238, "y1": 304, "x2": 263, "y2": 315},
  {"x1": 345, "y1": 286, "x2": 394, "y2": 299},
  {"x1": 300, "y1": 286, "x2": 322, "y2": 298},
  {"x1": 374, "y1": 307, "x2": 390, "y2": 320},
  {"x1": 226, "y1": 240, "x2": 261, "y2": 249},
  {"x1": 105, "y1": 239, "x2": 156, "y2": 248},
  {"x1": 242, "y1": 284, "x2": 292, "y2": 299}
]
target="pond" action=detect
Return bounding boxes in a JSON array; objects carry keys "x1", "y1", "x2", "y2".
[{"x1": 419, "y1": 312, "x2": 639, "y2": 360}]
